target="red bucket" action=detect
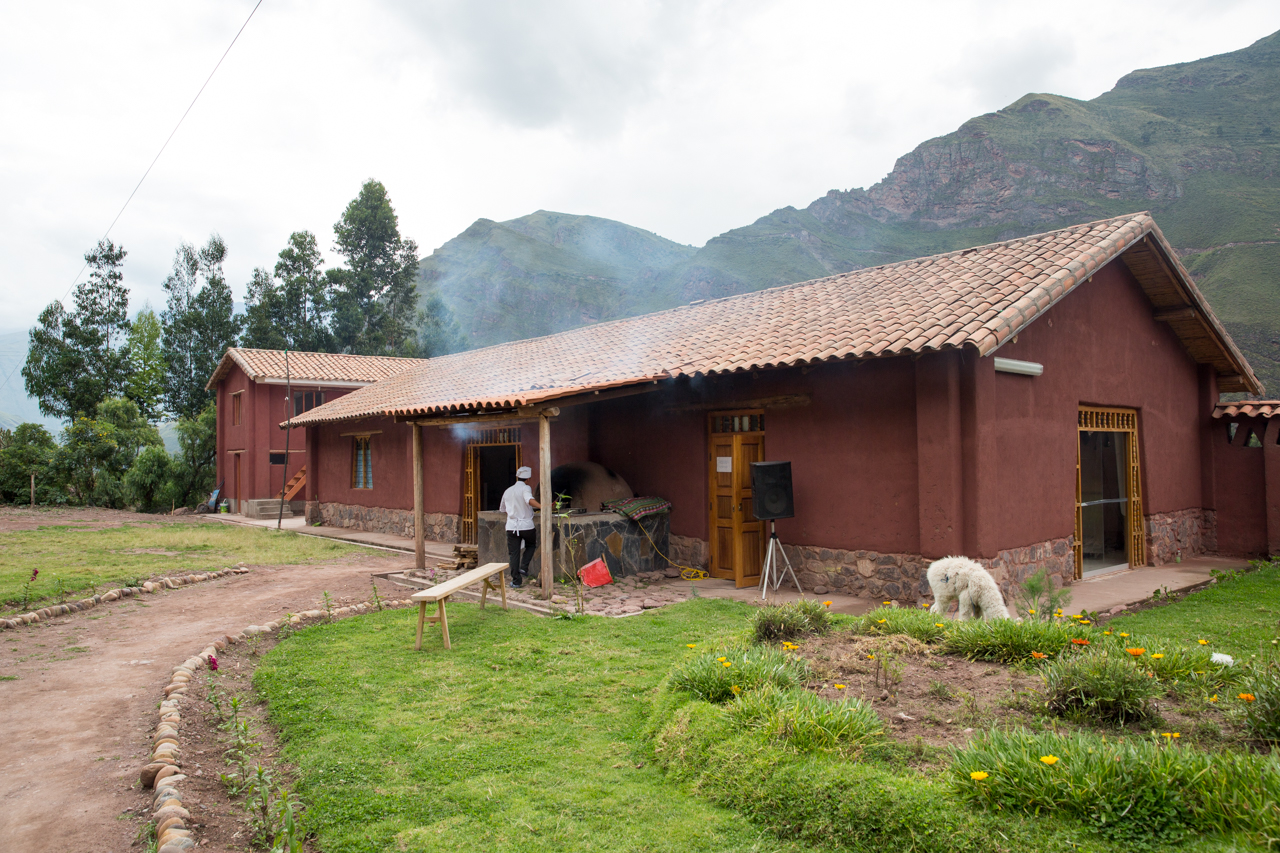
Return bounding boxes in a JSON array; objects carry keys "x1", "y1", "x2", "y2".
[{"x1": 577, "y1": 558, "x2": 613, "y2": 588}]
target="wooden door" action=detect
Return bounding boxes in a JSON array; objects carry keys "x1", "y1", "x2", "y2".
[
  {"x1": 708, "y1": 412, "x2": 765, "y2": 588},
  {"x1": 1074, "y1": 406, "x2": 1145, "y2": 578},
  {"x1": 233, "y1": 453, "x2": 241, "y2": 510}
]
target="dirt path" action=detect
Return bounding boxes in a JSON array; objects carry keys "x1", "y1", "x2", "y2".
[{"x1": 0, "y1": 545, "x2": 414, "y2": 852}]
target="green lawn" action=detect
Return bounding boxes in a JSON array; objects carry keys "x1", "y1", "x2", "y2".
[
  {"x1": 0, "y1": 522, "x2": 358, "y2": 614},
  {"x1": 254, "y1": 599, "x2": 809, "y2": 853},
  {"x1": 1107, "y1": 562, "x2": 1280, "y2": 661}
]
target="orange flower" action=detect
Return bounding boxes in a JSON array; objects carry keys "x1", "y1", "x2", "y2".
[
  {"x1": 1071, "y1": 638, "x2": 1090, "y2": 646},
  {"x1": 1031, "y1": 651, "x2": 1048, "y2": 659},
  {"x1": 1240, "y1": 693, "x2": 1257, "y2": 702},
  {"x1": 1126, "y1": 648, "x2": 1146, "y2": 656}
]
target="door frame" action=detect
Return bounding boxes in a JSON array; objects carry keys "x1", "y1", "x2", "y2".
[
  {"x1": 460, "y1": 427, "x2": 523, "y2": 544},
  {"x1": 707, "y1": 410, "x2": 766, "y2": 588},
  {"x1": 1074, "y1": 405, "x2": 1145, "y2": 579}
]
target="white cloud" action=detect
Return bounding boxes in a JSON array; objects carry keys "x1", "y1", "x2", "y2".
[{"x1": 0, "y1": 0, "x2": 1276, "y2": 362}]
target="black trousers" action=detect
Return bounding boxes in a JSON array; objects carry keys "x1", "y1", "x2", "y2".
[{"x1": 506, "y1": 529, "x2": 536, "y2": 583}]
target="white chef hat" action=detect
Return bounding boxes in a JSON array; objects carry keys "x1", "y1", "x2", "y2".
[{"x1": 516, "y1": 466, "x2": 532, "y2": 479}]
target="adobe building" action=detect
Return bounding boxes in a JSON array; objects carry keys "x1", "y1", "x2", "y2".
[
  {"x1": 205, "y1": 349, "x2": 419, "y2": 516},
  {"x1": 227, "y1": 213, "x2": 1273, "y2": 602}
]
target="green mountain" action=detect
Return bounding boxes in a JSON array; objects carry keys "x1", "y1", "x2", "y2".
[
  {"x1": 418, "y1": 210, "x2": 697, "y2": 349},
  {"x1": 420, "y1": 30, "x2": 1280, "y2": 391}
]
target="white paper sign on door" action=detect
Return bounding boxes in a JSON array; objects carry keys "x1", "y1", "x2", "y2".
[{"x1": 716, "y1": 456, "x2": 732, "y2": 473}]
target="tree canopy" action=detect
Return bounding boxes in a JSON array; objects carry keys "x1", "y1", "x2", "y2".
[{"x1": 22, "y1": 239, "x2": 133, "y2": 419}]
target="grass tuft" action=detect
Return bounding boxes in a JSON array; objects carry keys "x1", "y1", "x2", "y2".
[
  {"x1": 724, "y1": 684, "x2": 883, "y2": 753},
  {"x1": 749, "y1": 599, "x2": 831, "y2": 643},
  {"x1": 942, "y1": 618, "x2": 1092, "y2": 664},
  {"x1": 1041, "y1": 650, "x2": 1161, "y2": 725},
  {"x1": 854, "y1": 605, "x2": 949, "y2": 643},
  {"x1": 667, "y1": 645, "x2": 808, "y2": 703}
]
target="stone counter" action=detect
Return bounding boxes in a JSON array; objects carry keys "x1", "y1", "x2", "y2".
[{"x1": 478, "y1": 510, "x2": 670, "y2": 579}]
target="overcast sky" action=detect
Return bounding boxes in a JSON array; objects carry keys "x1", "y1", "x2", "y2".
[{"x1": 1, "y1": 0, "x2": 1278, "y2": 339}]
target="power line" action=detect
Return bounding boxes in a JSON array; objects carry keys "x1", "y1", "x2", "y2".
[{"x1": 0, "y1": 0, "x2": 265, "y2": 402}]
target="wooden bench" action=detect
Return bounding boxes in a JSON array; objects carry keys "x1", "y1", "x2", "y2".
[{"x1": 411, "y1": 561, "x2": 510, "y2": 650}]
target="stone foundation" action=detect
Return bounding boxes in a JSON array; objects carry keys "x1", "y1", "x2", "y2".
[
  {"x1": 304, "y1": 500, "x2": 321, "y2": 525},
  {"x1": 1145, "y1": 508, "x2": 1215, "y2": 565},
  {"x1": 785, "y1": 536, "x2": 1075, "y2": 604},
  {"x1": 670, "y1": 535, "x2": 710, "y2": 570},
  {"x1": 318, "y1": 501, "x2": 459, "y2": 543}
]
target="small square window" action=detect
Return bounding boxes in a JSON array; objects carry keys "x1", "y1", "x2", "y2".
[
  {"x1": 294, "y1": 391, "x2": 324, "y2": 416},
  {"x1": 269, "y1": 452, "x2": 287, "y2": 466}
]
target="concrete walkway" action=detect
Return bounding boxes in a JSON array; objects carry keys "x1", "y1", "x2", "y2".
[{"x1": 208, "y1": 515, "x2": 1253, "y2": 616}]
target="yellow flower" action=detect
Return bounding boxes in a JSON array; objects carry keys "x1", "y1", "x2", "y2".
[
  {"x1": 1150, "y1": 653, "x2": 1165, "y2": 659},
  {"x1": 867, "y1": 653, "x2": 875, "y2": 659},
  {"x1": 1080, "y1": 620, "x2": 1091, "y2": 625},
  {"x1": 1198, "y1": 639, "x2": 1209, "y2": 645},
  {"x1": 1039, "y1": 755, "x2": 1060, "y2": 766},
  {"x1": 834, "y1": 683, "x2": 846, "y2": 690},
  {"x1": 969, "y1": 771, "x2": 990, "y2": 781},
  {"x1": 877, "y1": 619, "x2": 887, "y2": 624},
  {"x1": 1103, "y1": 631, "x2": 1112, "y2": 635},
  {"x1": 730, "y1": 685, "x2": 741, "y2": 695},
  {"x1": 935, "y1": 623, "x2": 945, "y2": 628},
  {"x1": 686, "y1": 643, "x2": 697, "y2": 648},
  {"x1": 883, "y1": 601, "x2": 891, "y2": 605},
  {"x1": 1119, "y1": 633, "x2": 1129, "y2": 638},
  {"x1": 1209, "y1": 694, "x2": 1218, "y2": 703},
  {"x1": 716, "y1": 657, "x2": 726, "y2": 662},
  {"x1": 722, "y1": 661, "x2": 732, "y2": 668},
  {"x1": 1028, "y1": 609, "x2": 1036, "y2": 615}
]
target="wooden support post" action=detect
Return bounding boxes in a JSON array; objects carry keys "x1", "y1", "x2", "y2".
[
  {"x1": 413, "y1": 424, "x2": 425, "y2": 570},
  {"x1": 414, "y1": 602, "x2": 427, "y2": 651},
  {"x1": 539, "y1": 412, "x2": 553, "y2": 599}
]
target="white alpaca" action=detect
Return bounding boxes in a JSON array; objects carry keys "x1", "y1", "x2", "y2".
[{"x1": 927, "y1": 556, "x2": 1010, "y2": 621}]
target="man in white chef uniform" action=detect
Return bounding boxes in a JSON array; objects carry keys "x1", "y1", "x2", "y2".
[{"x1": 498, "y1": 466, "x2": 541, "y2": 588}]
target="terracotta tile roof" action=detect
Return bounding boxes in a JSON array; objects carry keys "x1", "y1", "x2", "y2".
[
  {"x1": 289, "y1": 212, "x2": 1261, "y2": 426},
  {"x1": 1214, "y1": 402, "x2": 1280, "y2": 419},
  {"x1": 205, "y1": 348, "x2": 421, "y2": 390}
]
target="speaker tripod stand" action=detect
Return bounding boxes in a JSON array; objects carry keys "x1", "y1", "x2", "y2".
[{"x1": 758, "y1": 520, "x2": 802, "y2": 600}]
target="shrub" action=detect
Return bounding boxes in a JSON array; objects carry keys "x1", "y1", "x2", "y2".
[
  {"x1": 1241, "y1": 660, "x2": 1280, "y2": 742},
  {"x1": 1041, "y1": 650, "x2": 1161, "y2": 724},
  {"x1": 942, "y1": 618, "x2": 1092, "y2": 664},
  {"x1": 750, "y1": 599, "x2": 831, "y2": 643},
  {"x1": 1011, "y1": 567, "x2": 1073, "y2": 622},
  {"x1": 951, "y1": 727, "x2": 1280, "y2": 848},
  {"x1": 725, "y1": 684, "x2": 883, "y2": 753},
  {"x1": 855, "y1": 605, "x2": 948, "y2": 643},
  {"x1": 667, "y1": 646, "x2": 808, "y2": 703}
]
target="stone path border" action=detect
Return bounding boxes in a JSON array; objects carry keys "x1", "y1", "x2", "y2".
[
  {"x1": 0, "y1": 566, "x2": 254, "y2": 630},
  {"x1": 140, "y1": 596, "x2": 420, "y2": 852}
]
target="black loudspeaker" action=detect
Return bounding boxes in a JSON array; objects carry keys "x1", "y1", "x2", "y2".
[{"x1": 751, "y1": 461, "x2": 794, "y2": 520}]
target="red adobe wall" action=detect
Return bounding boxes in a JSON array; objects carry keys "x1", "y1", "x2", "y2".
[
  {"x1": 588, "y1": 356, "x2": 922, "y2": 555},
  {"x1": 214, "y1": 363, "x2": 357, "y2": 506},
  {"x1": 1211, "y1": 415, "x2": 1269, "y2": 556},
  {"x1": 964, "y1": 259, "x2": 1204, "y2": 558}
]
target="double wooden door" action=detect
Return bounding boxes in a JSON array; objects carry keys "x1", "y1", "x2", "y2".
[{"x1": 708, "y1": 412, "x2": 765, "y2": 588}]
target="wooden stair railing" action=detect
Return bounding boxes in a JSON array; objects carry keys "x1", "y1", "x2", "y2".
[{"x1": 278, "y1": 466, "x2": 306, "y2": 502}]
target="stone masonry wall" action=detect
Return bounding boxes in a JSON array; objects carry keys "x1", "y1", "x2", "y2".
[
  {"x1": 666, "y1": 534, "x2": 1073, "y2": 604},
  {"x1": 783, "y1": 536, "x2": 1075, "y2": 605},
  {"x1": 670, "y1": 535, "x2": 710, "y2": 571},
  {"x1": 318, "y1": 501, "x2": 459, "y2": 543},
  {"x1": 1145, "y1": 508, "x2": 1215, "y2": 565}
]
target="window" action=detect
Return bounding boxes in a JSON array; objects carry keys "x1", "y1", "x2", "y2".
[
  {"x1": 231, "y1": 393, "x2": 243, "y2": 426},
  {"x1": 269, "y1": 452, "x2": 287, "y2": 466},
  {"x1": 294, "y1": 391, "x2": 324, "y2": 416},
  {"x1": 351, "y1": 436, "x2": 373, "y2": 489}
]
